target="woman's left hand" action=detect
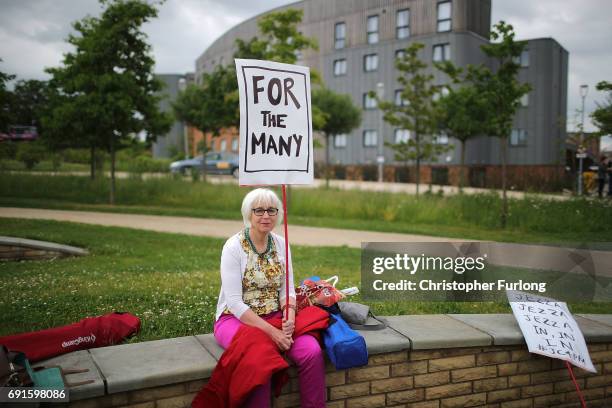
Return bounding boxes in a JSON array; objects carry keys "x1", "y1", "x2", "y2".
[{"x1": 282, "y1": 317, "x2": 295, "y2": 337}]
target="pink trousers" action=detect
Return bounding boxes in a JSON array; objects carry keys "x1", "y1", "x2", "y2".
[{"x1": 213, "y1": 311, "x2": 326, "y2": 408}]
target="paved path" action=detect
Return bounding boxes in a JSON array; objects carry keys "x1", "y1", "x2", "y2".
[
  {"x1": 0, "y1": 207, "x2": 460, "y2": 248},
  {"x1": 1, "y1": 207, "x2": 611, "y2": 279}
]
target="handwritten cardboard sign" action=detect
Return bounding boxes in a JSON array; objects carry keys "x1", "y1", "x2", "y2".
[
  {"x1": 235, "y1": 59, "x2": 313, "y2": 185},
  {"x1": 507, "y1": 290, "x2": 596, "y2": 373}
]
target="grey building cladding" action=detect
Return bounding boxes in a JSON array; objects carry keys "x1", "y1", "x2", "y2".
[
  {"x1": 195, "y1": 0, "x2": 568, "y2": 167},
  {"x1": 152, "y1": 74, "x2": 192, "y2": 159}
]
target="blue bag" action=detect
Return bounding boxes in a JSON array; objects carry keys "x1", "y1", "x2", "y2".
[{"x1": 323, "y1": 313, "x2": 368, "y2": 370}]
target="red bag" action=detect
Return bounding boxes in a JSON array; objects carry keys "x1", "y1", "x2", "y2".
[
  {"x1": 0, "y1": 312, "x2": 140, "y2": 362},
  {"x1": 296, "y1": 276, "x2": 345, "y2": 310}
]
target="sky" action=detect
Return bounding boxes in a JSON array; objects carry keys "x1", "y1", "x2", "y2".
[{"x1": 0, "y1": 0, "x2": 610, "y2": 140}]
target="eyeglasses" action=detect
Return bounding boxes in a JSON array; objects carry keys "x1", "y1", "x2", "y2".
[{"x1": 252, "y1": 207, "x2": 279, "y2": 216}]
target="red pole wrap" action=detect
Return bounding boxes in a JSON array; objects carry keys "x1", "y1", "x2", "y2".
[
  {"x1": 565, "y1": 361, "x2": 587, "y2": 408},
  {"x1": 281, "y1": 185, "x2": 290, "y2": 320}
]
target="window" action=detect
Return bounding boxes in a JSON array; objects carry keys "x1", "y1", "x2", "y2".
[
  {"x1": 437, "y1": 1, "x2": 452, "y2": 32},
  {"x1": 433, "y1": 43, "x2": 451, "y2": 62},
  {"x1": 363, "y1": 130, "x2": 378, "y2": 147},
  {"x1": 520, "y1": 92, "x2": 529, "y2": 107},
  {"x1": 367, "y1": 15, "x2": 379, "y2": 44},
  {"x1": 231, "y1": 138, "x2": 238, "y2": 152},
  {"x1": 394, "y1": 129, "x2": 410, "y2": 144},
  {"x1": 395, "y1": 49, "x2": 406, "y2": 61},
  {"x1": 513, "y1": 49, "x2": 530, "y2": 67},
  {"x1": 206, "y1": 152, "x2": 221, "y2": 161},
  {"x1": 431, "y1": 167, "x2": 449, "y2": 185},
  {"x1": 435, "y1": 133, "x2": 449, "y2": 144},
  {"x1": 220, "y1": 139, "x2": 227, "y2": 152},
  {"x1": 364, "y1": 54, "x2": 378, "y2": 72},
  {"x1": 334, "y1": 134, "x2": 347, "y2": 148},
  {"x1": 363, "y1": 93, "x2": 378, "y2": 109},
  {"x1": 396, "y1": 9, "x2": 410, "y2": 39},
  {"x1": 335, "y1": 22, "x2": 346, "y2": 49},
  {"x1": 333, "y1": 59, "x2": 347, "y2": 76},
  {"x1": 510, "y1": 129, "x2": 527, "y2": 146},
  {"x1": 395, "y1": 89, "x2": 409, "y2": 106}
]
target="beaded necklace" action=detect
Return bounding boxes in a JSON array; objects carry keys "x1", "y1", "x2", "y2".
[{"x1": 245, "y1": 227, "x2": 272, "y2": 257}]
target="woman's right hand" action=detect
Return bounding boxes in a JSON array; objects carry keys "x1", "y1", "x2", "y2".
[{"x1": 268, "y1": 327, "x2": 293, "y2": 351}]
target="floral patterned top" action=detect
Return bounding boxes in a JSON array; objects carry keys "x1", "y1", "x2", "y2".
[{"x1": 222, "y1": 228, "x2": 284, "y2": 316}]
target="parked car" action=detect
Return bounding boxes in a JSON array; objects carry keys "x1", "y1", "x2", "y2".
[
  {"x1": 0, "y1": 126, "x2": 38, "y2": 142},
  {"x1": 170, "y1": 151, "x2": 239, "y2": 177}
]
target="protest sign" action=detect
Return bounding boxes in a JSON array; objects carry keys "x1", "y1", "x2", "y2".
[
  {"x1": 507, "y1": 290, "x2": 596, "y2": 373},
  {"x1": 235, "y1": 59, "x2": 313, "y2": 186}
]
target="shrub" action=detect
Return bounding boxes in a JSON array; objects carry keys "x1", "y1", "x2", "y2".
[
  {"x1": 0, "y1": 141, "x2": 18, "y2": 169},
  {"x1": 62, "y1": 148, "x2": 94, "y2": 164},
  {"x1": 16, "y1": 141, "x2": 47, "y2": 170},
  {"x1": 124, "y1": 155, "x2": 172, "y2": 173}
]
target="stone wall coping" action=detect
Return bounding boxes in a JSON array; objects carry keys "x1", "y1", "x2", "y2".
[
  {"x1": 35, "y1": 313, "x2": 612, "y2": 401},
  {"x1": 0, "y1": 235, "x2": 89, "y2": 256}
]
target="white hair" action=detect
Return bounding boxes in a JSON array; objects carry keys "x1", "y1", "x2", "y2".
[{"x1": 241, "y1": 188, "x2": 283, "y2": 228}]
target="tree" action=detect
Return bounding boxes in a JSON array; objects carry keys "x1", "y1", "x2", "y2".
[
  {"x1": 311, "y1": 88, "x2": 361, "y2": 187},
  {"x1": 10, "y1": 80, "x2": 49, "y2": 129},
  {"x1": 43, "y1": 82, "x2": 105, "y2": 179},
  {"x1": 9, "y1": 80, "x2": 63, "y2": 171},
  {"x1": 465, "y1": 21, "x2": 530, "y2": 227},
  {"x1": 374, "y1": 43, "x2": 449, "y2": 197},
  {"x1": 235, "y1": 9, "x2": 317, "y2": 66},
  {"x1": 45, "y1": 0, "x2": 172, "y2": 204},
  {"x1": 172, "y1": 66, "x2": 237, "y2": 182},
  {"x1": 435, "y1": 85, "x2": 487, "y2": 190},
  {"x1": 592, "y1": 81, "x2": 612, "y2": 136},
  {"x1": 0, "y1": 59, "x2": 16, "y2": 133}
]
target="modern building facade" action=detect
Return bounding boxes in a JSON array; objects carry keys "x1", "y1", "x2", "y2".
[
  {"x1": 152, "y1": 73, "x2": 194, "y2": 159},
  {"x1": 195, "y1": 0, "x2": 568, "y2": 188}
]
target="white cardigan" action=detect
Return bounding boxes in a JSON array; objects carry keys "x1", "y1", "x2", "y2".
[{"x1": 214, "y1": 231, "x2": 296, "y2": 321}]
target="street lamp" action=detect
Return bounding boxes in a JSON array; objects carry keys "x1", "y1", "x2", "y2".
[
  {"x1": 376, "y1": 82, "x2": 385, "y2": 183},
  {"x1": 578, "y1": 84, "x2": 588, "y2": 195}
]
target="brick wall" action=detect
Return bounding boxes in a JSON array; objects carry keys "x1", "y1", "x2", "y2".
[
  {"x1": 190, "y1": 127, "x2": 238, "y2": 156},
  {"x1": 62, "y1": 343, "x2": 611, "y2": 408}
]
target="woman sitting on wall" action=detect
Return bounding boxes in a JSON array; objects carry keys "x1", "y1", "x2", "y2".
[{"x1": 212, "y1": 188, "x2": 326, "y2": 408}]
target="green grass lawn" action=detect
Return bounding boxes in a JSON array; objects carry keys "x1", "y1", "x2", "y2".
[
  {"x1": 0, "y1": 159, "x2": 170, "y2": 173},
  {"x1": 1, "y1": 160, "x2": 91, "y2": 172},
  {"x1": 1, "y1": 218, "x2": 609, "y2": 343},
  {"x1": 2, "y1": 174, "x2": 612, "y2": 244}
]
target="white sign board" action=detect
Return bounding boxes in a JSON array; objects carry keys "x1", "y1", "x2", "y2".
[
  {"x1": 507, "y1": 290, "x2": 596, "y2": 373},
  {"x1": 235, "y1": 59, "x2": 313, "y2": 186}
]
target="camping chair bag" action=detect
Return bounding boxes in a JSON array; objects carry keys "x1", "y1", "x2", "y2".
[
  {"x1": 323, "y1": 313, "x2": 368, "y2": 370},
  {"x1": 0, "y1": 312, "x2": 140, "y2": 362}
]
